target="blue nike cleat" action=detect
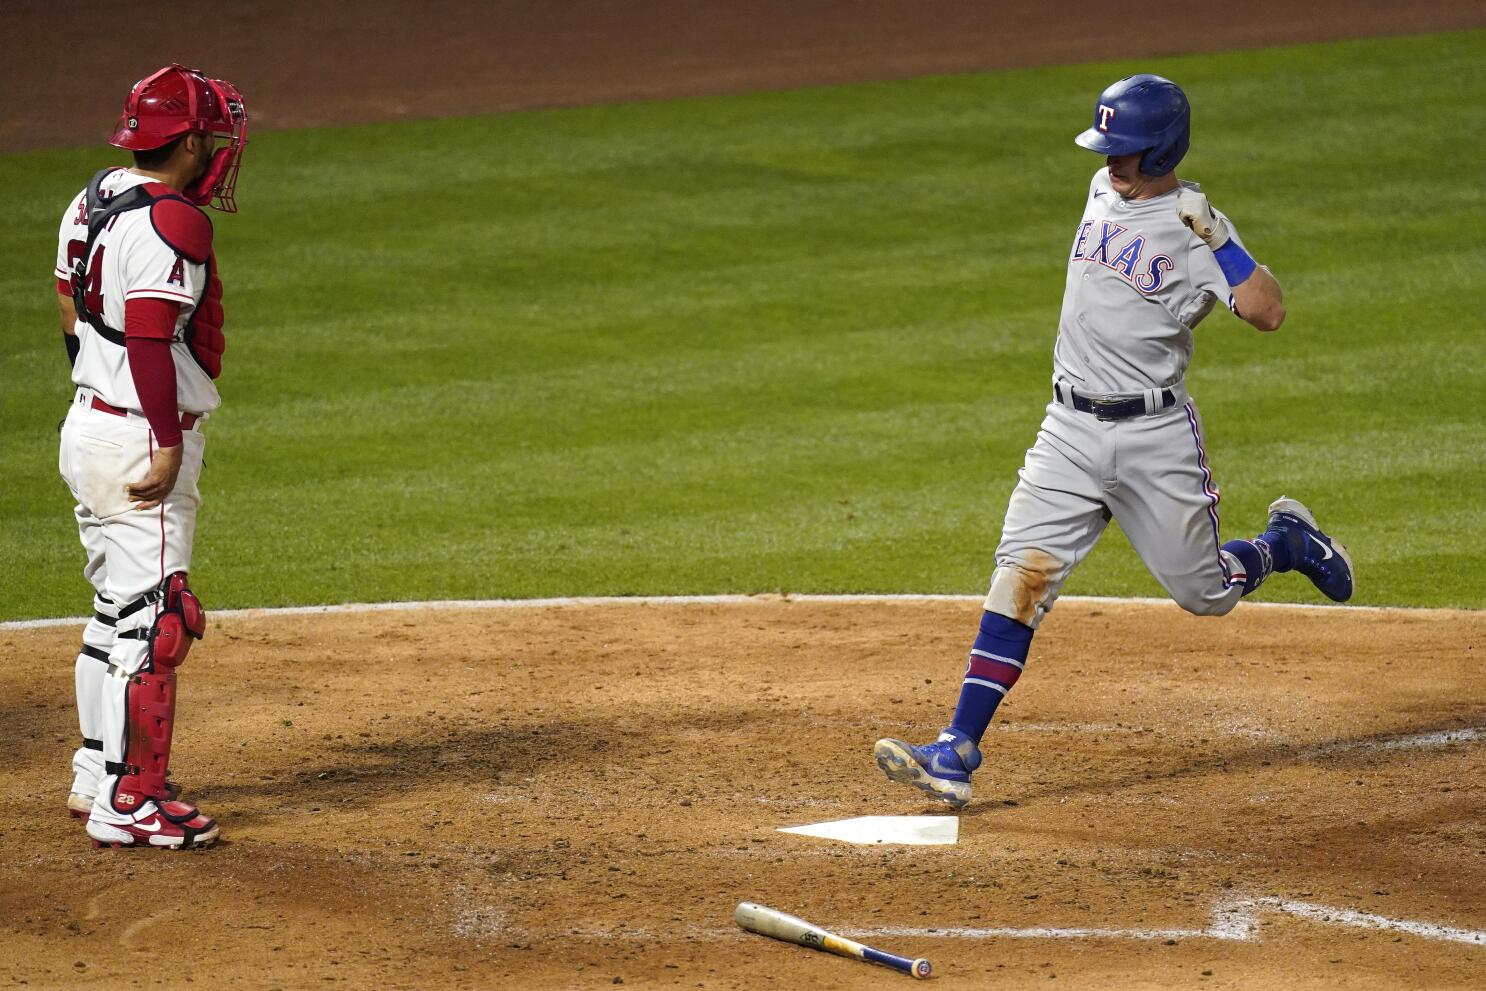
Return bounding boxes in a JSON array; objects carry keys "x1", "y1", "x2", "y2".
[
  {"x1": 874, "y1": 728, "x2": 981, "y2": 809},
  {"x1": 1266, "y1": 496, "x2": 1355, "y2": 602}
]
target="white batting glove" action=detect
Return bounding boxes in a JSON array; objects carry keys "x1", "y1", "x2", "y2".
[{"x1": 1177, "y1": 184, "x2": 1231, "y2": 250}]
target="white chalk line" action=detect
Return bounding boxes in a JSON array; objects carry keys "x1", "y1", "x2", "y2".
[
  {"x1": 1302, "y1": 727, "x2": 1485, "y2": 759},
  {"x1": 0, "y1": 591, "x2": 1465, "y2": 631},
  {"x1": 850, "y1": 898, "x2": 1486, "y2": 946},
  {"x1": 556, "y1": 898, "x2": 1485, "y2": 947}
]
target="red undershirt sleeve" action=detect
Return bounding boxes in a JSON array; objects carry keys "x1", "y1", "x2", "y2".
[{"x1": 124, "y1": 297, "x2": 184, "y2": 448}]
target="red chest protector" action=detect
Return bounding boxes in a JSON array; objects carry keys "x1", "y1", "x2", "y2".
[{"x1": 71, "y1": 167, "x2": 226, "y2": 379}]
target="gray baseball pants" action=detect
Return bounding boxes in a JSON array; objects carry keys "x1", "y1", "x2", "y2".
[{"x1": 984, "y1": 391, "x2": 1244, "y2": 627}]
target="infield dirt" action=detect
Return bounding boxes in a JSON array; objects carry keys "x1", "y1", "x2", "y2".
[{"x1": 3, "y1": 598, "x2": 1484, "y2": 989}]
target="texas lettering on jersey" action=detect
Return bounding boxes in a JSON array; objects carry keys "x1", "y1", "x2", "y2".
[
  {"x1": 1053, "y1": 169, "x2": 1242, "y2": 395},
  {"x1": 1070, "y1": 220, "x2": 1174, "y2": 295}
]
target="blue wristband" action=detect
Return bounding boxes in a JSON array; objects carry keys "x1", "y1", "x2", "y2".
[{"x1": 1213, "y1": 240, "x2": 1258, "y2": 287}]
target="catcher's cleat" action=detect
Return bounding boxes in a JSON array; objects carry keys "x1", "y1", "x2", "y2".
[
  {"x1": 68, "y1": 778, "x2": 181, "y2": 821},
  {"x1": 874, "y1": 729, "x2": 981, "y2": 810},
  {"x1": 1266, "y1": 496, "x2": 1354, "y2": 602},
  {"x1": 85, "y1": 799, "x2": 219, "y2": 849}
]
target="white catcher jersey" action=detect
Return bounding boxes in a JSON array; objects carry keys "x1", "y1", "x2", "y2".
[
  {"x1": 55, "y1": 170, "x2": 221, "y2": 414},
  {"x1": 1054, "y1": 168, "x2": 1246, "y2": 395}
]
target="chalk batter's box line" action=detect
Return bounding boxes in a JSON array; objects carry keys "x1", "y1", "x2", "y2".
[
  {"x1": 847, "y1": 896, "x2": 1486, "y2": 947},
  {"x1": 567, "y1": 897, "x2": 1486, "y2": 947},
  {"x1": 2, "y1": 592, "x2": 1469, "y2": 631}
]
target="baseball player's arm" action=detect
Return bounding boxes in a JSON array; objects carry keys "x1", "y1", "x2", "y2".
[
  {"x1": 58, "y1": 288, "x2": 78, "y2": 335},
  {"x1": 1177, "y1": 186, "x2": 1285, "y2": 332},
  {"x1": 1228, "y1": 265, "x2": 1284, "y2": 332},
  {"x1": 57, "y1": 289, "x2": 81, "y2": 366},
  {"x1": 122, "y1": 298, "x2": 185, "y2": 510},
  {"x1": 116, "y1": 200, "x2": 213, "y2": 507},
  {"x1": 55, "y1": 202, "x2": 80, "y2": 342}
]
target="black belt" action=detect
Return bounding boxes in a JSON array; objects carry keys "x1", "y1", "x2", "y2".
[{"x1": 1054, "y1": 383, "x2": 1176, "y2": 421}]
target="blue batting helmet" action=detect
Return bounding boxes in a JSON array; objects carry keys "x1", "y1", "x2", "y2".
[{"x1": 1074, "y1": 74, "x2": 1190, "y2": 177}]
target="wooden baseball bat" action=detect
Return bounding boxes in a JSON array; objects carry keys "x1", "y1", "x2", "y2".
[{"x1": 734, "y1": 901, "x2": 932, "y2": 979}]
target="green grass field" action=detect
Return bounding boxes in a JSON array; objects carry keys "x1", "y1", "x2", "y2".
[{"x1": 3, "y1": 32, "x2": 1483, "y2": 621}]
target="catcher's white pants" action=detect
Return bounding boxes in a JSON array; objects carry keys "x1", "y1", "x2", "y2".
[
  {"x1": 58, "y1": 391, "x2": 205, "y2": 808},
  {"x1": 985, "y1": 397, "x2": 1243, "y2": 628}
]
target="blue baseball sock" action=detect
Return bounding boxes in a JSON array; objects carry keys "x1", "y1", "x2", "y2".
[
  {"x1": 949, "y1": 610, "x2": 1034, "y2": 745},
  {"x1": 1257, "y1": 527, "x2": 1296, "y2": 572},
  {"x1": 1223, "y1": 523, "x2": 1298, "y2": 596},
  {"x1": 1222, "y1": 538, "x2": 1270, "y2": 596}
]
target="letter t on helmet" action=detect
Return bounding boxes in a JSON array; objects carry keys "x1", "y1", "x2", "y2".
[{"x1": 1074, "y1": 74, "x2": 1190, "y2": 177}]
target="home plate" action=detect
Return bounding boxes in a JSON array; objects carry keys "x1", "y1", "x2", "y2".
[{"x1": 778, "y1": 815, "x2": 959, "y2": 846}]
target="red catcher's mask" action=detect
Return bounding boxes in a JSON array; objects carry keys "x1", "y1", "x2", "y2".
[{"x1": 109, "y1": 64, "x2": 249, "y2": 213}]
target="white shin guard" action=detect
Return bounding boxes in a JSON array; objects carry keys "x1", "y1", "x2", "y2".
[
  {"x1": 70, "y1": 593, "x2": 116, "y2": 798},
  {"x1": 92, "y1": 602, "x2": 154, "y2": 819}
]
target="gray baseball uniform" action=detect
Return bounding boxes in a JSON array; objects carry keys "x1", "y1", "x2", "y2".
[
  {"x1": 872, "y1": 74, "x2": 1352, "y2": 812},
  {"x1": 984, "y1": 168, "x2": 1248, "y2": 627}
]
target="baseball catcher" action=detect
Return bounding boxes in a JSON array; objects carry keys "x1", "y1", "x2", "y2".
[{"x1": 55, "y1": 64, "x2": 247, "y2": 848}]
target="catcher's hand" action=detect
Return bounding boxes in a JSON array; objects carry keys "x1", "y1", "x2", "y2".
[
  {"x1": 126, "y1": 443, "x2": 183, "y2": 511},
  {"x1": 1177, "y1": 184, "x2": 1231, "y2": 250}
]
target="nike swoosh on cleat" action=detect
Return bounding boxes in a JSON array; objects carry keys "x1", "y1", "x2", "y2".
[
  {"x1": 1305, "y1": 532, "x2": 1334, "y2": 561},
  {"x1": 135, "y1": 818, "x2": 163, "y2": 833}
]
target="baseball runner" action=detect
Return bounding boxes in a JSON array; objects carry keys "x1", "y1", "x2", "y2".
[
  {"x1": 54, "y1": 65, "x2": 247, "y2": 848},
  {"x1": 875, "y1": 75, "x2": 1354, "y2": 808}
]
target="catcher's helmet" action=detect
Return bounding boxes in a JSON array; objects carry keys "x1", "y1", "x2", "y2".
[
  {"x1": 1074, "y1": 74, "x2": 1189, "y2": 177},
  {"x1": 110, "y1": 64, "x2": 248, "y2": 211}
]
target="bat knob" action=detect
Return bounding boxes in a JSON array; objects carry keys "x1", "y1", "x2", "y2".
[{"x1": 912, "y1": 958, "x2": 933, "y2": 979}]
